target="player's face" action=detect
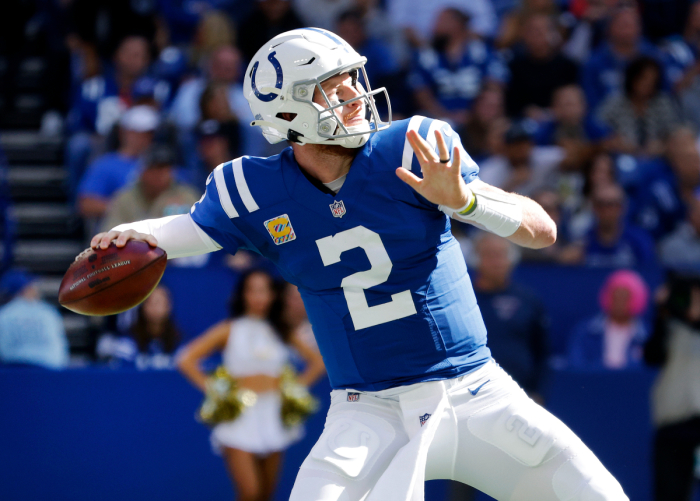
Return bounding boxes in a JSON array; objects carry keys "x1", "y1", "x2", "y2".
[
  {"x1": 314, "y1": 72, "x2": 367, "y2": 128},
  {"x1": 243, "y1": 272, "x2": 276, "y2": 318}
]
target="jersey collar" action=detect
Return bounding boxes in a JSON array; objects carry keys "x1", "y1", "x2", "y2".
[{"x1": 281, "y1": 144, "x2": 371, "y2": 218}]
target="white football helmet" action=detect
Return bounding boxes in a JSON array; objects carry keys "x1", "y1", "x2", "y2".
[{"x1": 243, "y1": 28, "x2": 391, "y2": 148}]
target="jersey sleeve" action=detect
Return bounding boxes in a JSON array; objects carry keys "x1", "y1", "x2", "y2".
[
  {"x1": 402, "y1": 117, "x2": 480, "y2": 187},
  {"x1": 189, "y1": 162, "x2": 255, "y2": 255}
]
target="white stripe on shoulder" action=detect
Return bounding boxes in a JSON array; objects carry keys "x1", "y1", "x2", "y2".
[
  {"x1": 426, "y1": 119, "x2": 448, "y2": 148},
  {"x1": 213, "y1": 162, "x2": 239, "y2": 218},
  {"x1": 232, "y1": 157, "x2": 259, "y2": 213},
  {"x1": 401, "y1": 116, "x2": 425, "y2": 171}
]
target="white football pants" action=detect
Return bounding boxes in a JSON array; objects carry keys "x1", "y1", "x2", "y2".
[{"x1": 290, "y1": 360, "x2": 629, "y2": 501}]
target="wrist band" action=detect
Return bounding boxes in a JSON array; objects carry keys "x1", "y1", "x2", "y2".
[{"x1": 455, "y1": 194, "x2": 477, "y2": 216}]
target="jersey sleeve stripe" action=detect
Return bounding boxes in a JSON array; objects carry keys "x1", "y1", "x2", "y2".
[
  {"x1": 401, "y1": 115, "x2": 424, "y2": 171},
  {"x1": 425, "y1": 119, "x2": 447, "y2": 149},
  {"x1": 213, "y1": 162, "x2": 239, "y2": 219},
  {"x1": 232, "y1": 157, "x2": 259, "y2": 213}
]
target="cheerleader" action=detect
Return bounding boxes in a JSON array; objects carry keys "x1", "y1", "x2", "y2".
[{"x1": 177, "y1": 269, "x2": 325, "y2": 501}]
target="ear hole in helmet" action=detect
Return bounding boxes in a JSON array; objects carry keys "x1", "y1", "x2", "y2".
[{"x1": 276, "y1": 113, "x2": 298, "y2": 122}]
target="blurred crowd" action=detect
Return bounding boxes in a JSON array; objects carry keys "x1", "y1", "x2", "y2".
[
  {"x1": 2, "y1": 0, "x2": 700, "y2": 373},
  {"x1": 3, "y1": 1, "x2": 700, "y2": 496}
]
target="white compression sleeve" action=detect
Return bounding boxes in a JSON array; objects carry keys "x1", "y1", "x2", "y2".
[
  {"x1": 112, "y1": 214, "x2": 222, "y2": 259},
  {"x1": 440, "y1": 180, "x2": 523, "y2": 238}
]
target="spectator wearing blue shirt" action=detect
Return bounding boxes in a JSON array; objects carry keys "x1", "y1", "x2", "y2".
[
  {"x1": 582, "y1": 5, "x2": 662, "y2": 113},
  {"x1": 77, "y1": 105, "x2": 159, "y2": 220},
  {"x1": 582, "y1": 183, "x2": 657, "y2": 268},
  {"x1": 568, "y1": 269, "x2": 649, "y2": 370},
  {"x1": 66, "y1": 36, "x2": 152, "y2": 200},
  {"x1": 0, "y1": 270, "x2": 68, "y2": 369},
  {"x1": 534, "y1": 84, "x2": 611, "y2": 171},
  {"x1": 97, "y1": 285, "x2": 181, "y2": 369},
  {"x1": 472, "y1": 233, "x2": 549, "y2": 399},
  {"x1": 408, "y1": 7, "x2": 508, "y2": 127},
  {"x1": 505, "y1": 13, "x2": 579, "y2": 120}
]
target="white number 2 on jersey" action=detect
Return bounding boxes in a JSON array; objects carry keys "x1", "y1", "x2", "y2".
[{"x1": 316, "y1": 226, "x2": 417, "y2": 330}]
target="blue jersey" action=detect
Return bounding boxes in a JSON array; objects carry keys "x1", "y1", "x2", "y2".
[
  {"x1": 190, "y1": 117, "x2": 491, "y2": 391},
  {"x1": 661, "y1": 35, "x2": 697, "y2": 87},
  {"x1": 408, "y1": 41, "x2": 508, "y2": 111}
]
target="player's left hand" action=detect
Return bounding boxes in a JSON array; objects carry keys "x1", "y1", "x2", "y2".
[{"x1": 396, "y1": 129, "x2": 473, "y2": 210}]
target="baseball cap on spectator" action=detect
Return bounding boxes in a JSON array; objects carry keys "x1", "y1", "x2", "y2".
[
  {"x1": 0, "y1": 269, "x2": 36, "y2": 298},
  {"x1": 143, "y1": 144, "x2": 178, "y2": 168},
  {"x1": 505, "y1": 119, "x2": 538, "y2": 144},
  {"x1": 120, "y1": 105, "x2": 160, "y2": 132},
  {"x1": 197, "y1": 119, "x2": 238, "y2": 140}
]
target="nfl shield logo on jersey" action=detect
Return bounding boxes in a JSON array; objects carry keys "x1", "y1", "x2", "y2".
[
  {"x1": 347, "y1": 392, "x2": 360, "y2": 402},
  {"x1": 329, "y1": 200, "x2": 346, "y2": 218},
  {"x1": 264, "y1": 214, "x2": 296, "y2": 245},
  {"x1": 419, "y1": 413, "x2": 431, "y2": 427}
]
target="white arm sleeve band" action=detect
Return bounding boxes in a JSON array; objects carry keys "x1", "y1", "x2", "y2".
[
  {"x1": 112, "y1": 214, "x2": 222, "y2": 259},
  {"x1": 440, "y1": 180, "x2": 523, "y2": 238}
]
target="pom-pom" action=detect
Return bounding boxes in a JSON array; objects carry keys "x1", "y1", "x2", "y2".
[
  {"x1": 279, "y1": 366, "x2": 319, "y2": 428},
  {"x1": 198, "y1": 366, "x2": 257, "y2": 426}
]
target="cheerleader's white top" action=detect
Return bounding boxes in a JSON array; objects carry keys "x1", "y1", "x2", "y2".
[{"x1": 211, "y1": 316, "x2": 303, "y2": 454}]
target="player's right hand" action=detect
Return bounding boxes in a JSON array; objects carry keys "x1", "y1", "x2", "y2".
[{"x1": 90, "y1": 230, "x2": 158, "y2": 251}]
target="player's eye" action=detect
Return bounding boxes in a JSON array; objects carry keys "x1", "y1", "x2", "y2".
[{"x1": 349, "y1": 69, "x2": 358, "y2": 87}]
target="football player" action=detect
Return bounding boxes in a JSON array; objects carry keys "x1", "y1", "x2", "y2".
[{"x1": 90, "y1": 29, "x2": 628, "y2": 500}]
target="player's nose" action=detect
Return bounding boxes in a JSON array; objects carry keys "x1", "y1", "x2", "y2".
[{"x1": 342, "y1": 85, "x2": 362, "y2": 109}]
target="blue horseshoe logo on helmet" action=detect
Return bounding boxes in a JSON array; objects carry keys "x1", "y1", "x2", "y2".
[{"x1": 251, "y1": 51, "x2": 283, "y2": 102}]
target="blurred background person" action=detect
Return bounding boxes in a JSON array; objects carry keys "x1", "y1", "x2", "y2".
[
  {"x1": 644, "y1": 272, "x2": 700, "y2": 501},
  {"x1": 408, "y1": 7, "x2": 508, "y2": 127},
  {"x1": 457, "y1": 84, "x2": 508, "y2": 163},
  {"x1": 96, "y1": 285, "x2": 181, "y2": 370},
  {"x1": 238, "y1": 0, "x2": 304, "y2": 62},
  {"x1": 386, "y1": 0, "x2": 498, "y2": 45},
  {"x1": 66, "y1": 35, "x2": 153, "y2": 198},
  {"x1": 169, "y1": 44, "x2": 269, "y2": 159},
  {"x1": 282, "y1": 282, "x2": 316, "y2": 352},
  {"x1": 0, "y1": 269, "x2": 68, "y2": 369},
  {"x1": 496, "y1": 0, "x2": 563, "y2": 50},
  {"x1": 598, "y1": 56, "x2": 682, "y2": 158},
  {"x1": 195, "y1": 119, "x2": 239, "y2": 187},
  {"x1": 334, "y1": 8, "x2": 400, "y2": 116},
  {"x1": 582, "y1": 4, "x2": 662, "y2": 113},
  {"x1": 77, "y1": 105, "x2": 159, "y2": 220},
  {"x1": 662, "y1": 0, "x2": 700, "y2": 131},
  {"x1": 479, "y1": 120, "x2": 564, "y2": 196},
  {"x1": 521, "y1": 189, "x2": 582, "y2": 264},
  {"x1": 472, "y1": 233, "x2": 550, "y2": 401},
  {"x1": 505, "y1": 13, "x2": 578, "y2": 121},
  {"x1": 177, "y1": 270, "x2": 325, "y2": 501},
  {"x1": 188, "y1": 10, "x2": 237, "y2": 73},
  {"x1": 660, "y1": 196, "x2": 700, "y2": 272},
  {"x1": 534, "y1": 84, "x2": 611, "y2": 171},
  {"x1": 579, "y1": 183, "x2": 657, "y2": 268},
  {"x1": 100, "y1": 145, "x2": 200, "y2": 232},
  {"x1": 568, "y1": 269, "x2": 650, "y2": 370}
]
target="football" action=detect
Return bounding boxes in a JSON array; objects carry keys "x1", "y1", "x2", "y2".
[{"x1": 58, "y1": 240, "x2": 167, "y2": 316}]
